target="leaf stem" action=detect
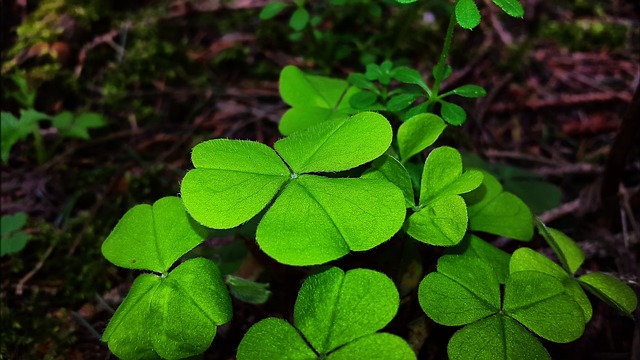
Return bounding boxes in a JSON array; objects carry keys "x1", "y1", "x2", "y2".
[{"x1": 428, "y1": 3, "x2": 457, "y2": 110}]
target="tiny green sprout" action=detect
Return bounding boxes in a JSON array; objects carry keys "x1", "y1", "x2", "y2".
[
  {"x1": 278, "y1": 65, "x2": 361, "y2": 135},
  {"x1": 181, "y1": 112, "x2": 406, "y2": 265},
  {"x1": 1, "y1": 212, "x2": 30, "y2": 256},
  {"x1": 237, "y1": 267, "x2": 416, "y2": 360},
  {"x1": 101, "y1": 197, "x2": 232, "y2": 359},
  {"x1": 419, "y1": 254, "x2": 586, "y2": 360}
]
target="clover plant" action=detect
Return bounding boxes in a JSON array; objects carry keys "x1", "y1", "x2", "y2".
[
  {"x1": 180, "y1": 112, "x2": 406, "y2": 265},
  {"x1": 98, "y1": 0, "x2": 638, "y2": 359},
  {"x1": 237, "y1": 267, "x2": 416, "y2": 360},
  {"x1": 1, "y1": 212, "x2": 30, "y2": 256},
  {"x1": 419, "y1": 254, "x2": 586, "y2": 360},
  {"x1": 101, "y1": 197, "x2": 232, "y2": 359}
]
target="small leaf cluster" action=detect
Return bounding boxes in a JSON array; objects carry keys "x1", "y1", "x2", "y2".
[
  {"x1": 1, "y1": 75, "x2": 107, "y2": 164},
  {"x1": 1, "y1": 212, "x2": 30, "y2": 257},
  {"x1": 455, "y1": 0, "x2": 524, "y2": 30},
  {"x1": 346, "y1": 61, "x2": 486, "y2": 126}
]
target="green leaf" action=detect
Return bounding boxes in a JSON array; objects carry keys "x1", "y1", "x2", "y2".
[
  {"x1": 1, "y1": 110, "x2": 49, "y2": 164},
  {"x1": 102, "y1": 196, "x2": 208, "y2": 273},
  {"x1": 419, "y1": 255, "x2": 500, "y2": 326},
  {"x1": 406, "y1": 195, "x2": 468, "y2": 246},
  {"x1": 450, "y1": 84, "x2": 486, "y2": 98},
  {"x1": 348, "y1": 73, "x2": 377, "y2": 91},
  {"x1": 578, "y1": 272, "x2": 638, "y2": 317},
  {"x1": 289, "y1": 7, "x2": 310, "y2": 31},
  {"x1": 439, "y1": 100, "x2": 467, "y2": 125},
  {"x1": 396, "y1": 113, "x2": 446, "y2": 162},
  {"x1": 103, "y1": 258, "x2": 232, "y2": 360},
  {"x1": 275, "y1": 112, "x2": 392, "y2": 174},
  {"x1": 455, "y1": 0, "x2": 481, "y2": 29},
  {"x1": 256, "y1": 175, "x2": 405, "y2": 265},
  {"x1": 396, "y1": 0, "x2": 418, "y2": 3},
  {"x1": 259, "y1": 2, "x2": 290, "y2": 20},
  {"x1": 1, "y1": 232, "x2": 29, "y2": 256},
  {"x1": 1, "y1": 212, "x2": 27, "y2": 235},
  {"x1": 328, "y1": 333, "x2": 416, "y2": 360},
  {"x1": 432, "y1": 64, "x2": 452, "y2": 83},
  {"x1": 362, "y1": 155, "x2": 415, "y2": 208},
  {"x1": 52, "y1": 112, "x2": 106, "y2": 139},
  {"x1": 349, "y1": 91, "x2": 379, "y2": 109},
  {"x1": 509, "y1": 248, "x2": 592, "y2": 321},
  {"x1": 492, "y1": 0, "x2": 524, "y2": 18},
  {"x1": 446, "y1": 235, "x2": 511, "y2": 284},
  {"x1": 181, "y1": 140, "x2": 290, "y2": 229},
  {"x1": 448, "y1": 314, "x2": 550, "y2": 360},
  {"x1": 503, "y1": 271, "x2": 585, "y2": 343},
  {"x1": 391, "y1": 66, "x2": 430, "y2": 93},
  {"x1": 237, "y1": 318, "x2": 317, "y2": 360},
  {"x1": 386, "y1": 93, "x2": 419, "y2": 112},
  {"x1": 464, "y1": 171, "x2": 533, "y2": 241},
  {"x1": 295, "y1": 268, "x2": 400, "y2": 353},
  {"x1": 226, "y1": 275, "x2": 271, "y2": 304},
  {"x1": 279, "y1": 66, "x2": 359, "y2": 135},
  {"x1": 420, "y1": 146, "x2": 483, "y2": 204},
  {"x1": 536, "y1": 220, "x2": 584, "y2": 275}
]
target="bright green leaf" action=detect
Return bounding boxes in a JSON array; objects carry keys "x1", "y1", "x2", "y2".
[
  {"x1": 492, "y1": 0, "x2": 524, "y2": 18},
  {"x1": 397, "y1": 113, "x2": 446, "y2": 162},
  {"x1": 275, "y1": 112, "x2": 392, "y2": 174},
  {"x1": 578, "y1": 272, "x2": 638, "y2": 317},
  {"x1": 256, "y1": 175, "x2": 405, "y2": 265},
  {"x1": 509, "y1": 248, "x2": 592, "y2": 321},
  {"x1": 420, "y1": 146, "x2": 483, "y2": 204},
  {"x1": 451, "y1": 84, "x2": 486, "y2": 98},
  {"x1": 237, "y1": 318, "x2": 317, "y2": 360},
  {"x1": 419, "y1": 255, "x2": 500, "y2": 326},
  {"x1": 362, "y1": 155, "x2": 415, "y2": 208},
  {"x1": 226, "y1": 275, "x2": 271, "y2": 304},
  {"x1": 440, "y1": 100, "x2": 467, "y2": 125},
  {"x1": 295, "y1": 268, "x2": 400, "y2": 353},
  {"x1": 447, "y1": 235, "x2": 511, "y2": 284},
  {"x1": 464, "y1": 171, "x2": 534, "y2": 241},
  {"x1": 503, "y1": 271, "x2": 585, "y2": 343},
  {"x1": 455, "y1": 0, "x2": 481, "y2": 29},
  {"x1": 536, "y1": 220, "x2": 584, "y2": 275},
  {"x1": 103, "y1": 258, "x2": 232, "y2": 360},
  {"x1": 448, "y1": 314, "x2": 550, "y2": 360},
  {"x1": 328, "y1": 333, "x2": 416, "y2": 360},
  {"x1": 259, "y1": 2, "x2": 290, "y2": 20},
  {"x1": 279, "y1": 66, "x2": 360, "y2": 135},
  {"x1": 102, "y1": 196, "x2": 208, "y2": 273},
  {"x1": 406, "y1": 195, "x2": 468, "y2": 246},
  {"x1": 289, "y1": 7, "x2": 310, "y2": 31},
  {"x1": 181, "y1": 140, "x2": 290, "y2": 229}
]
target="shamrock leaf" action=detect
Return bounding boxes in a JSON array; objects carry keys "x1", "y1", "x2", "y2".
[
  {"x1": 536, "y1": 219, "x2": 584, "y2": 274},
  {"x1": 182, "y1": 113, "x2": 405, "y2": 265},
  {"x1": 362, "y1": 155, "x2": 415, "y2": 208},
  {"x1": 446, "y1": 234, "x2": 511, "y2": 283},
  {"x1": 279, "y1": 65, "x2": 360, "y2": 135},
  {"x1": 406, "y1": 147, "x2": 483, "y2": 246},
  {"x1": 577, "y1": 273, "x2": 638, "y2": 317},
  {"x1": 102, "y1": 196, "x2": 208, "y2": 273},
  {"x1": 238, "y1": 267, "x2": 416, "y2": 360},
  {"x1": 103, "y1": 258, "x2": 232, "y2": 360},
  {"x1": 464, "y1": 170, "x2": 533, "y2": 241},
  {"x1": 419, "y1": 254, "x2": 586, "y2": 360},
  {"x1": 396, "y1": 113, "x2": 447, "y2": 162}
]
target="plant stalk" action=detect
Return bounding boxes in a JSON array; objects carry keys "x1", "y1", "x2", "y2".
[{"x1": 428, "y1": 3, "x2": 457, "y2": 110}]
